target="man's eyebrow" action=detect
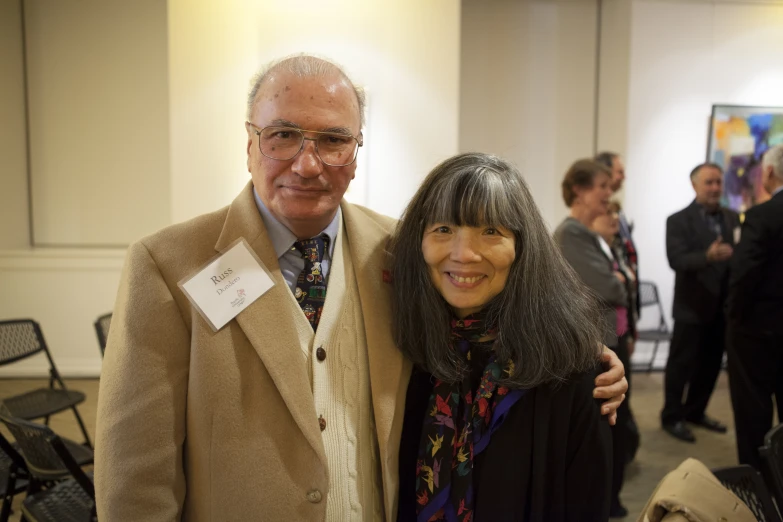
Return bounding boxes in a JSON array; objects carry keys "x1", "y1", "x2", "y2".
[
  {"x1": 321, "y1": 126, "x2": 354, "y2": 135},
  {"x1": 268, "y1": 119, "x2": 354, "y2": 136},
  {"x1": 269, "y1": 118, "x2": 301, "y2": 129}
]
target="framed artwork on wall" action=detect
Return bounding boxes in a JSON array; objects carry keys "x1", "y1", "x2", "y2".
[{"x1": 706, "y1": 104, "x2": 783, "y2": 213}]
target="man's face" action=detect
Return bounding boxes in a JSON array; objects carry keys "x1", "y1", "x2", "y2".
[
  {"x1": 610, "y1": 156, "x2": 625, "y2": 192},
  {"x1": 246, "y1": 72, "x2": 361, "y2": 238},
  {"x1": 691, "y1": 166, "x2": 723, "y2": 209}
]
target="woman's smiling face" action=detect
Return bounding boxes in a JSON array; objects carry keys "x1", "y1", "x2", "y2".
[{"x1": 421, "y1": 223, "x2": 516, "y2": 318}]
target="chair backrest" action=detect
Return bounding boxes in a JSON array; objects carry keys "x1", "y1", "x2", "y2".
[
  {"x1": 0, "y1": 320, "x2": 46, "y2": 366},
  {"x1": 638, "y1": 281, "x2": 661, "y2": 308},
  {"x1": 0, "y1": 405, "x2": 70, "y2": 481},
  {"x1": 94, "y1": 313, "x2": 112, "y2": 355},
  {"x1": 0, "y1": 430, "x2": 27, "y2": 474},
  {"x1": 712, "y1": 465, "x2": 782, "y2": 522},
  {"x1": 762, "y1": 423, "x2": 783, "y2": 509}
]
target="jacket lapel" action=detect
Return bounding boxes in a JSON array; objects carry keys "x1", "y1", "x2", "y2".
[
  {"x1": 342, "y1": 202, "x2": 412, "y2": 520},
  {"x1": 215, "y1": 182, "x2": 325, "y2": 468}
]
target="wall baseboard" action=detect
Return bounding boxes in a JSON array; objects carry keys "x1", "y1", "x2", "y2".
[{"x1": 0, "y1": 357, "x2": 101, "y2": 379}]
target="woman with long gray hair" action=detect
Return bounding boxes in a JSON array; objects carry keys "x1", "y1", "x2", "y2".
[{"x1": 392, "y1": 153, "x2": 612, "y2": 521}]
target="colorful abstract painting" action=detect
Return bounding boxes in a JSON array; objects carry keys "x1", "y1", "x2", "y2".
[{"x1": 707, "y1": 105, "x2": 783, "y2": 212}]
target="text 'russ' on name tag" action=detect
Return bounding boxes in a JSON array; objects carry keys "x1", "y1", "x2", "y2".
[{"x1": 178, "y1": 239, "x2": 275, "y2": 331}]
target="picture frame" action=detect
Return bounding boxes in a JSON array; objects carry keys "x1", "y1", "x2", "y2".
[{"x1": 706, "y1": 104, "x2": 783, "y2": 213}]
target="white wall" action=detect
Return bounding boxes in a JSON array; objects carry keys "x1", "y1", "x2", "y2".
[
  {"x1": 25, "y1": 0, "x2": 170, "y2": 247},
  {"x1": 1, "y1": 1, "x2": 462, "y2": 377},
  {"x1": 167, "y1": 0, "x2": 461, "y2": 223},
  {"x1": 459, "y1": 0, "x2": 599, "y2": 229},
  {"x1": 624, "y1": 0, "x2": 783, "y2": 366},
  {"x1": 0, "y1": 250, "x2": 123, "y2": 376},
  {"x1": 596, "y1": 0, "x2": 632, "y2": 167},
  {"x1": 0, "y1": 0, "x2": 30, "y2": 250}
]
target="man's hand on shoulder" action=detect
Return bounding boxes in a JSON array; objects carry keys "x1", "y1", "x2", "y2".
[{"x1": 593, "y1": 347, "x2": 627, "y2": 425}]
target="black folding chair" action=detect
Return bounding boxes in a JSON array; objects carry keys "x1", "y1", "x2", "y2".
[
  {"x1": 0, "y1": 407, "x2": 95, "y2": 522},
  {"x1": 93, "y1": 313, "x2": 112, "y2": 357},
  {"x1": 761, "y1": 423, "x2": 783, "y2": 511},
  {"x1": 0, "y1": 432, "x2": 29, "y2": 522},
  {"x1": 635, "y1": 281, "x2": 672, "y2": 372},
  {"x1": 712, "y1": 464, "x2": 782, "y2": 522},
  {"x1": 0, "y1": 320, "x2": 91, "y2": 448}
]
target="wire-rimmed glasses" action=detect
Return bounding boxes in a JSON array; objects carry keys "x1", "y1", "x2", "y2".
[{"x1": 247, "y1": 123, "x2": 363, "y2": 167}]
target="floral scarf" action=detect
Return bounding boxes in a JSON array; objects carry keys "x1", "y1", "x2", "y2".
[{"x1": 415, "y1": 313, "x2": 526, "y2": 522}]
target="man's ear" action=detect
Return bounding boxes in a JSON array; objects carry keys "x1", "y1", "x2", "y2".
[{"x1": 245, "y1": 123, "x2": 254, "y2": 172}]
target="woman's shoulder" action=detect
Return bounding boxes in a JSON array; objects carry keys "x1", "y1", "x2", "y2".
[
  {"x1": 554, "y1": 218, "x2": 593, "y2": 243},
  {"x1": 538, "y1": 368, "x2": 601, "y2": 409}
]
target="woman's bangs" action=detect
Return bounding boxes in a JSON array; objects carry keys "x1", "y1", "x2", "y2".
[{"x1": 424, "y1": 168, "x2": 518, "y2": 229}]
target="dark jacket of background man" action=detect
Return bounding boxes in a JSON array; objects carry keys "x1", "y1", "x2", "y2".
[
  {"x1": 727, "y1": 189, "x2": 783, "y2": 336},
  {"x1": 726, "y1": 186, "x2": 783, "y2": 470},
  {"x1": 661, "y1": 163, "x2": 739, "y2": 437},
  {"x1": 667, "y1": 202, "x2": 739, "y2": 323}
]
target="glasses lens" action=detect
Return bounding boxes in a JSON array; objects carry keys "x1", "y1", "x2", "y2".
[
  {"x1": 258, "y1": 127, "x2": 304, "y2": 160},
  {"x1": 317, "y1": 133, "x2": 358, "y2": 166}
]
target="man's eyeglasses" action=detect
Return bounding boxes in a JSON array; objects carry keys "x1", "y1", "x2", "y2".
[{"x1": 247, "y1": 123, "x2": 363, "y2": 167}]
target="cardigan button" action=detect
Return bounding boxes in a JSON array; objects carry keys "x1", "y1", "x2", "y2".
[
  {"x1": 318, "y1": 415, "x2": 327, "y2": 431},
  {"x1": 306, "y1": 489, "x2": 323, "y2": 503},
  {"x1": 316, "y1": 347, "x2": 326, "y2": 362}
]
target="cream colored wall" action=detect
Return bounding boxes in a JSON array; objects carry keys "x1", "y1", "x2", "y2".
[
  {"x1": 167, "y1": 0, "x2": 461, "y2": 223},
  {"x1": 596, "y1": 0, "x2": 632, "y2": 173},
  {"x1": 0, "y1": 250, "x2": 124, "y2": 376},
  {"x1": 1, "y1": 1, "x2": 169, "y2": 377},
  {"x1": 25, "y1": 0, "x2": 170, "y2": 247},
  {"x1": 623, "y1": 0, "x2": 783, "y2": 367},
  {"x1": 459, "y1": 0, "x2": 599, "y2": 228},
  {"x1": 0, "y1": 0, "x2": 30, "y2": 249},
  {"x1": 1, "y1": 1, "x2": 462, "y2": 377}
]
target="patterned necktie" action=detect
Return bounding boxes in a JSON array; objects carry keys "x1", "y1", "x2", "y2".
[{"x1": 293, "y1": 235, "x2": 329, "y2": 331}]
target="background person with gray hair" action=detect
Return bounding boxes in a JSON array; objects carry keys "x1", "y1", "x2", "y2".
[{"x1": 726, "y1": 143, "x2": 783, "y2": 471}]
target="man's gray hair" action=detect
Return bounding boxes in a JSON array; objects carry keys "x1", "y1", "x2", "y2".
[
  {"x1": 246, "y1": 54, "x2": 366, "y2": 128},
  {"x1": 762, "y1": 144, "x2": 783, "y2": 181}
]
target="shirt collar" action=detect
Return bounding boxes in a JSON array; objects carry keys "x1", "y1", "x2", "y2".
[
  {"x1": 772, "y1": 185, "x2": 783, "y2": 197},
  {"x1": 253, "y1": 188, "x2": 340, "y2": 260}
]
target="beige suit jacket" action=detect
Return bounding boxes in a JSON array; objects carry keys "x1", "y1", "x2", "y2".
[
  {"x1": 638, "y1": 458, "x2": 756, "y2": 522},
  {"x1": 95, "y1": 183, "x2": 412, "y2": 521}
]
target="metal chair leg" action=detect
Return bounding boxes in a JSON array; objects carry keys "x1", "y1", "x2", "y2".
[
  {"x1": 648, "y1": 340, "x2": 660, "y2": 373},
  {"x1": 71, "y1": 406, "x2": 93, "y2": 448},
  {"x1": 0, "y1": 473, "x2": 15, "y2": 522}
]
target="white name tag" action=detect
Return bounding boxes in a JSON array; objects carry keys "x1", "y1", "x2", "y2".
[{"x1": 178, "y1": 239, "x2": 275, "y2": 331}]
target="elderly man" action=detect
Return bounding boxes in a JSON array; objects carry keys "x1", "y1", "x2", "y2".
[
  {"x1": 95, "y1": 55, "x2": 627, "y2": 521},
  {"x1": 726, "y1": 144, "x2": 783, "y2": 470},
  {"x1": 662, "y1": 163, "x2": 739, "y2": 442}
]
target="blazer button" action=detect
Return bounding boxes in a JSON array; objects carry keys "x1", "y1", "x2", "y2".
[
  {"x1": 306, "y1": 489, "x2": 323, "y2": 503},
  {"x1": 316, "y1": 347, "x2": 326, "y2": 361},
  {"x1": 318, "y1": 415, "x2": 327, "y2": 431}
]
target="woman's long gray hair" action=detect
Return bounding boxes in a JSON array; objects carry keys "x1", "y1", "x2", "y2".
[{"x1": 389, "y1": 152, "x2": 603, "y2": 387}]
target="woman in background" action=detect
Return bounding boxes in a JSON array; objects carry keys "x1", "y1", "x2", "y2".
[
  {"x1": 554, "y1": 160, "x2": 630, "y2": 517},
  {"x1": 592, "y1": 200, "x2": 641, "y2": 493},
  {"x1": 392, "y1": 153, "x2": 612, "y2": 521}
]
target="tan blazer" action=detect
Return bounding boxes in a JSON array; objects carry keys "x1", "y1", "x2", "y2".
[
  {"x1": 95, "y1": 183, "x2": 412, "y2": 521},
  {"x1": 638, "y1": 458, "x2": 756, "y2": 522}
]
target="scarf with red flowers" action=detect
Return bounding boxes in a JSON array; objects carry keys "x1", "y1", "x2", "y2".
[{"x1": 415, "y1": 313, "x2": 526, "y2": 522}]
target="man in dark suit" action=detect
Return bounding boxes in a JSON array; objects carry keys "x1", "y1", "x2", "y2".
[
  {"x1": 662, "y1": 163, "x2": 740, "y2": 442},
  {"x1": 726, "y1": 144, "x2": 783, "y2": 470}
]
